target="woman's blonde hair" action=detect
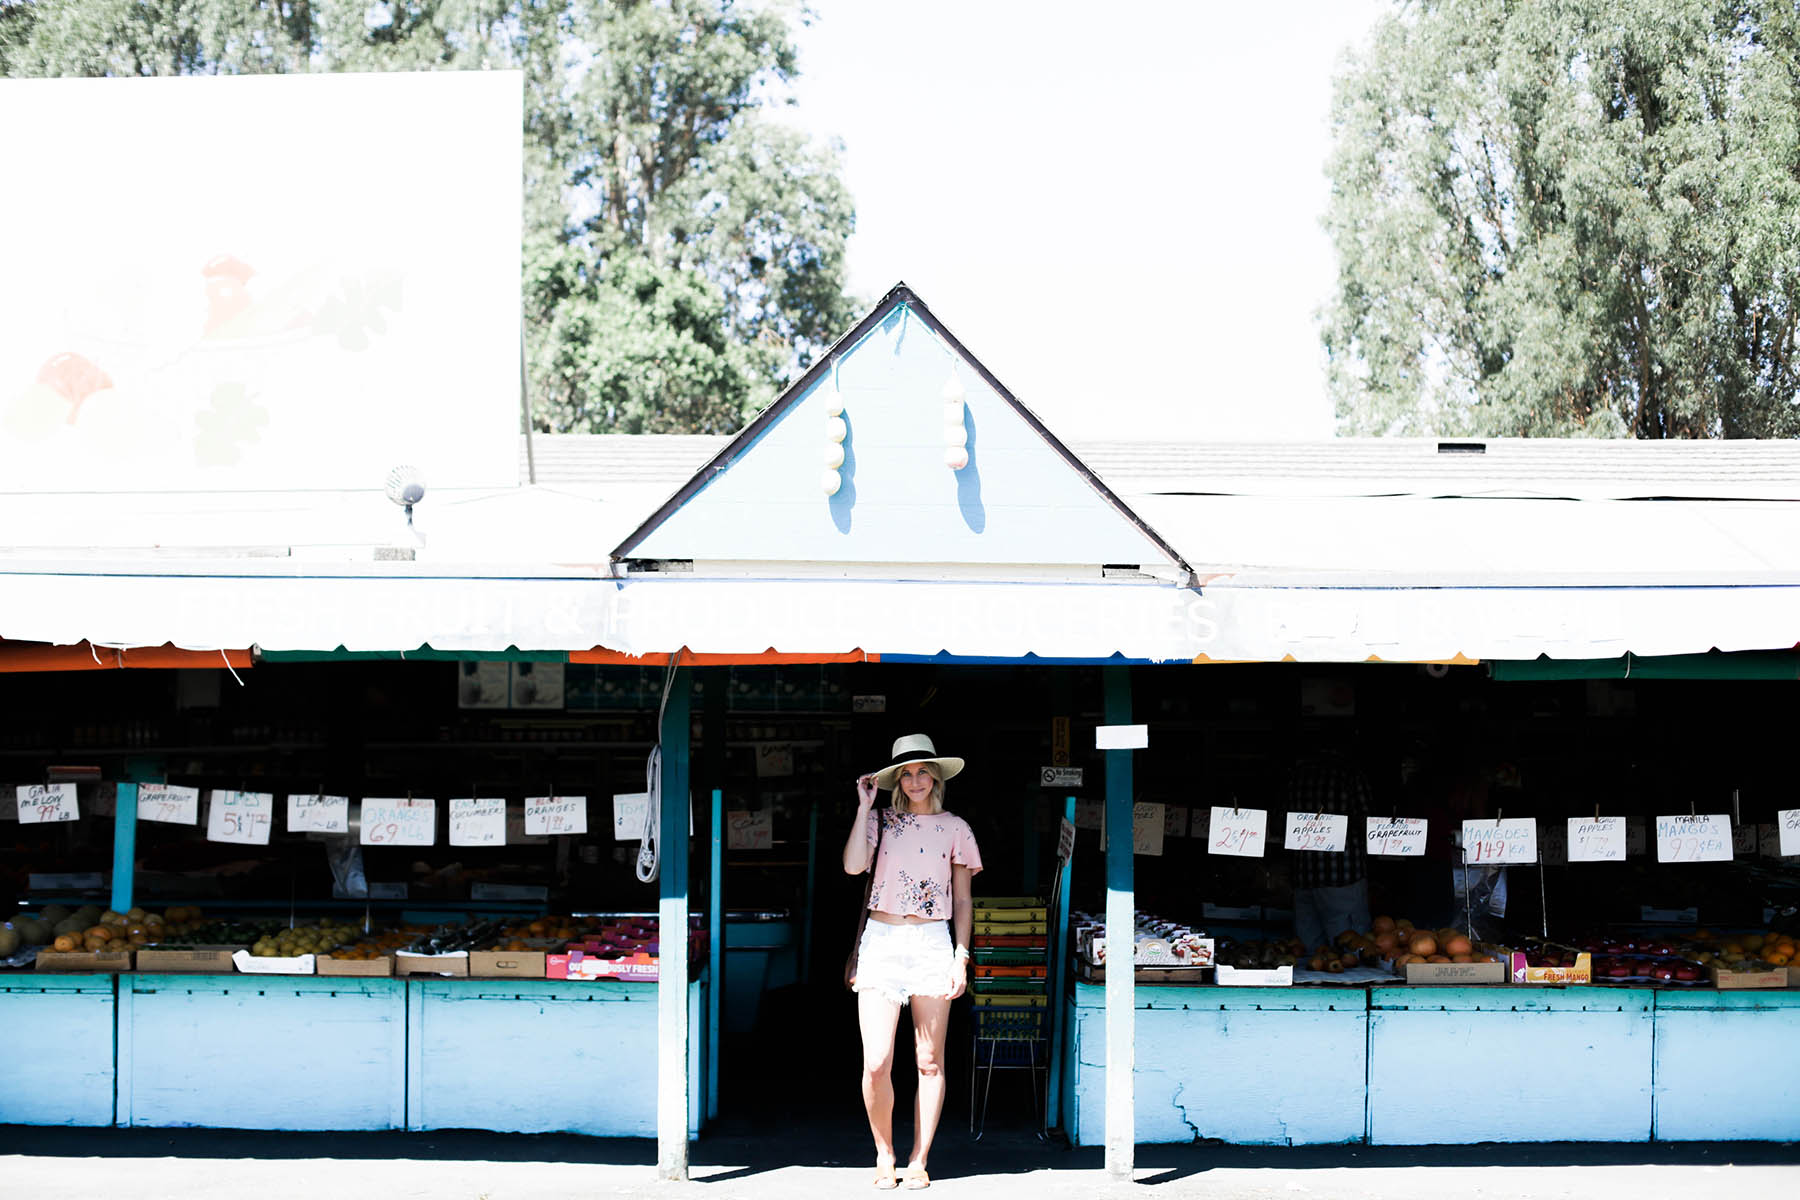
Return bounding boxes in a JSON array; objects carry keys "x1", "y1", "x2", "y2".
[{"x1": 889, "y1": 761, "x2": 945, "y2": 814}]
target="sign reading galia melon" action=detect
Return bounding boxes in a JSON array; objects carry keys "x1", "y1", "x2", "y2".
[{"x1": 0, "y1": 72, "x2": 521, "y2": 492}]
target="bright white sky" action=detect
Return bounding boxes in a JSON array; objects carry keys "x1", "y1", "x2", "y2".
[{"x1": 779, "y1": 1, "x2": 1390, "y2": 442}]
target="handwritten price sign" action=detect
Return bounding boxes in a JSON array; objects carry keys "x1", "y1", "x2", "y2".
[
  {"x1": 1732, "y1": 822, "x2": 1758, "y2": 854},
  {"x1": 524, "y1": 795, "x2": 587, "y2": 837},
  {"x1": 1655, "y1": 814, "x2": 1733, "y2": 863},
  {"x1": 1132, "y1": 802, "x2": 1166, "y2": 856},
  {"x1": 1284, "y1": 812, "x2": 1348, "y2": 852},
  {"x1": 206, "y1": 790, "x2": 273, "y2": 845},
  {"x1": 1365, "y1": 817, "x2": 1429, "y2": 857},
  {"x1": 448, "y1": 797, "x2": 506, "y2": 847},
  {"x1": 1208, "y1": 806, "x2": 1266, "y2": 857},
  {"x1": 1779, "y1": 808, "x2": 1800, "y2": 857},
  {"x1": 287, "y1": 794, "x2": 349, "y2": 834},
  {"x1": 16, "y1": 783, "x2": 79, "y2": 824},
  {"x1": 360, "y1": 797, "x2": 437, "y2": 846},
  {"x1": 727, "y1": 809, "x2": 772, "y2": 850},
  {"x1": 1462, "y1": 817, "x2": 1538, "y2": 864},
  {"x1": 1567, "y1": 816, "x2": 1627, "y2": 863},
  {"x1": 1163, "y1": 805, "x2": 1188, "y2": 837},
  {"x1": 137, "y1": 783, "x2": 198, "y2": 826}
]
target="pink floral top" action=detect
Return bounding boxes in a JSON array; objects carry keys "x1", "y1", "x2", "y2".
[{"x1": 862, "y1": 808, "x2": 983, "y2": 920}]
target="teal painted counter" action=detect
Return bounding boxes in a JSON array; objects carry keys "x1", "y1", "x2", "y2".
[
  {"x1": 0, "y1": 973, "x2": 116, "y2": 1126},
  {"x1": 118, "y1": 974, "x2": 406, "y2": 1129},
  {"x1": 407, "y1": 977, "x2": 705, "y2": 1137},
  {"x1": 1652, "y1": 988, "x2": 1800, "y2": 1141},
  {"x1": 1367, "y1": 986, "x2": 1654, "y2": 1144},
  {"x1": 1065, "y1": 983, "x2": 1367, "y2": 1146}
]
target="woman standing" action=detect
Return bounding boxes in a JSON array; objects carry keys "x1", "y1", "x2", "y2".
[{"x1": 842, "y1": 734, "x2": 983, "y2": 1190}]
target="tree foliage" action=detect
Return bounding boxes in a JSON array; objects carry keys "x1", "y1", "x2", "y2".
[
  {"x1": 0, "y1": 0, "x2": 856, "y2": 434},
  {"x1": 1323, "y1": 0, "x2": 1800, "y2": 438}
]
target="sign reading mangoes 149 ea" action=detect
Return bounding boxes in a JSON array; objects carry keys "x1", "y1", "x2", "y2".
[{"x1": 0, "y1": 72, "x2": 521, "y2": 491}]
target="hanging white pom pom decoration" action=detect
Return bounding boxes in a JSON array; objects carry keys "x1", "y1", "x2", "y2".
[
  {"x1": 944, "y1": 420, "x2": 967, "y2": 448},
  {"x1": 944, "y1": 446, "x2": 969, "y2": 471},
  {"x1": 823, "y1": 442, "x2": 845, "y2": 470},
  {"x1": 821, "y1": 468, "x2": 842, "y2": 496},
  {"x1": 824, "y1": 416, "x2": 847, "y2": 443},
  {"x1": 824, "y1": 381, "x2": 845, "y2": 418},
  {"x1": 940, "y1": 368, "x2": 966, "y2": 407}
]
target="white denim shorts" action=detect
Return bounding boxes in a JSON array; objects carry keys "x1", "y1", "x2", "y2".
[{"x1": 852, "y1": 918, "x2": 955, "y2": 1005}]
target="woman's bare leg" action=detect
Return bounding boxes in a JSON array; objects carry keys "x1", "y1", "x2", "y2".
[
  {"x1": 858, "y1": 991, "x2": 904, "y2": 1163},
  {"x1": 907, "y1": 994, "x2": 951, "y2": 1169}
]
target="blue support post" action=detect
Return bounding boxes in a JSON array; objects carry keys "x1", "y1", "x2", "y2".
[
  {"x1": 1045, "y1": 792, "x2": 1077, "y2": 1131},
  {"x1": 1102, "y1": 666, "x2": 1134, "y2": 1180},
  {"x1": 708, "y1": 787, "x2": 723, "y2": 1123},
  {"x1": 657, "y1": 671, "x2": 691, "y2": 1180},
  {"x1": 111, "y1": 784, "x2": 139, "y2": 915}
]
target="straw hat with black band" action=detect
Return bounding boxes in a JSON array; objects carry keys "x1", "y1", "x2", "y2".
[{"x1": 870, "y1": 734, "x2": 964, "y2": 791}]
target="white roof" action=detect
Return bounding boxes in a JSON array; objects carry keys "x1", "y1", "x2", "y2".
[{"x1": 0, "y1": 434, "x2": 1796, "y2": 660}]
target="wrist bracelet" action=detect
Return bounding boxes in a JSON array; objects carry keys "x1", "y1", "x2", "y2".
[{"x1": 954, "y1": 945, "x2": 971, "y2": 961}]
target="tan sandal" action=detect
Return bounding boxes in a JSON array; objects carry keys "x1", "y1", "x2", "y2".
[
  {"x1": 873, "y1": 1159, "x2": 899, "y2": 1190},
  {"x1": 902, "y1": 1167, "x2": 930, "y2": 1190}
]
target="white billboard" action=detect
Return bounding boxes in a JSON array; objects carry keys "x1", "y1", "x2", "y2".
[{"x1": 0, "y1": 71, "x2": 522, "y2": 492}]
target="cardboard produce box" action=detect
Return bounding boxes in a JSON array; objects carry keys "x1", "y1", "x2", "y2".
[
  {"x1": 1712, "y1": 965, "x2": 1789, "y2": 990},
  {"x1": 135, "y1": 947, "x2": 242, "y2": 974},
  {"x1": 36, "y1": 949, "x2": 132, "y2": 973},
  {"x1": 1215, "y1": 964, "x2": 1292, "y2": 986},
  {"x1": 316, "y1": 955, "x2": 394, "y2": 977},
  {"x1": 1507, "y1": 952, "x2": 1592, "y2": 985},
  {"x1": 468, "y1": 951, "x2": 545, "y2": 979},
  {"x1": 1404, "y1": 959, "x2": 1509, "y2": 985},
  {"x1": 232, "y1": 950, "x2": 314, "y2": 975},
  {"x1": 393, "y1": 951, "x2": 469, "y2": 977}
]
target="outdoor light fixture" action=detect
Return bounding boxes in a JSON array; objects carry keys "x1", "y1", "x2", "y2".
[
  {"x1": 384, "y1": 464, "x2": 427, "y2": 546},
  {"x1": 942, "y1": 368, "x2": 968, "y2": 470}
]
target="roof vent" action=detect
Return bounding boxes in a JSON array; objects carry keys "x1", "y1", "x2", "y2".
[{"x1": 1436, "y1": 441, "x2": 1487, "y2": 455}]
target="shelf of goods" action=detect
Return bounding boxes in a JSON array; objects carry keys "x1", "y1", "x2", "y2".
[
  {"x1": 1058, "y1": 915, "x2": 1800, "y2": 1146},
  {"x1": 0, "y1": 906, "x2": 708, "y2": 1135},
  {"x1": 970, "y1": 900, "x2": 1048, "y2": 1056}
]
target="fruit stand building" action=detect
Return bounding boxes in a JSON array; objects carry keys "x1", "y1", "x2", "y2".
[{"x1": 2, "y1": 285, "x2": 1800, "y2": 1178}]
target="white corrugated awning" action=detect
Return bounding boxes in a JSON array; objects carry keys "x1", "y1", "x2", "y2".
[{"x1": 1, "y1": 562, "x2": 1798, "y2": 663}]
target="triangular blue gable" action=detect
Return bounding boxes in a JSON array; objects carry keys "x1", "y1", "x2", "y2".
[{"x1": 615, "y1": 285, "x2": 1188, "y2": 572}]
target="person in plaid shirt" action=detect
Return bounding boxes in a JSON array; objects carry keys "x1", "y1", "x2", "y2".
[{"x1": 1287, "y1": 737, "x2": 1372, "y2": 953}]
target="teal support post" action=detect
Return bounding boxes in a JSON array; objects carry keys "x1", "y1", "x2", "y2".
[
  {"x1": 1045, "y1": 792, "x2": 1077, "y2": 1132},
  {"x1": 111, "y1": 784, "x2": 139, "y2": 915},
  {"x1": 801, "y1": 797, "x2": 818, "y2": 982},
  {"x1": 1102, "y1": 666, "x2": 1134, "y2": 1180},
  {"x1": 708, "y1": 786, "x2": 723, "y2": 1123},
  {"x1": 657, "y1": 671, "x2": 692, "y2": 1180}
]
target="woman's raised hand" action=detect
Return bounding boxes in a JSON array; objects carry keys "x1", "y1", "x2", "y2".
[{"x1": 856, "y1": 774, "x2": 878, "y2": 807}]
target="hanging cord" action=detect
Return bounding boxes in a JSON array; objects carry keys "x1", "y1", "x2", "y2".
[{"x1": 636, "y1": 654, "x2": 680, "y2": 883}]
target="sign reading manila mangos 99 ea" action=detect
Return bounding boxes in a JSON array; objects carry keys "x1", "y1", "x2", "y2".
[{"x1": 0, "y1": 73, "x2": 522, "y2": 492}]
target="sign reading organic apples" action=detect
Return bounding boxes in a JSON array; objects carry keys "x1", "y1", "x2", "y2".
[
  {"x1": 1566, "y1": 816, "x2": 1627, "y2": 863},
  {"x1": 1284, "y1": 812, "x2": 1348, "y2": 852}
]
